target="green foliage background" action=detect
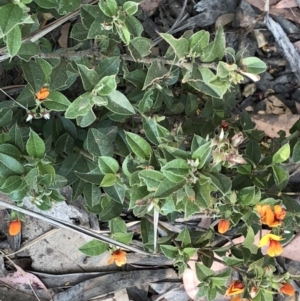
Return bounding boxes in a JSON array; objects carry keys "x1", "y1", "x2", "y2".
[{"x1": 0, "y1": 1, "x2": 299, "y2": 300}]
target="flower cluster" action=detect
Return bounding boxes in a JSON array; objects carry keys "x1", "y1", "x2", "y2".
[
  {"x1": 226, "y1": 280, "x2": 294, "y2": 301},
  {"x1": 256, "y1": 204, "x2": 286, "y2": 227},
  {"x1": 256, "y1": 204, "x2": 286, "y2": 257},
  {"x1": 212, "y1": 130, "x2": 247, "y2": 167}
]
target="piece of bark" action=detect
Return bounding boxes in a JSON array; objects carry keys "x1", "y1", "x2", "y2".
[
  {"x1": 265, "y1": 16, "x2": 300, "y2": 81},
  {"x1": 53, "y1": 269, "x2": 177, "y2": 301}
]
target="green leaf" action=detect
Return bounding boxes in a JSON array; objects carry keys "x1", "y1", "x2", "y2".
[
  {"x1": 293, "y1": 140, "x2": 300, "y2": 163},
  {"x1": 195, "y1": 262, "x2": 215, "y2": 281},
  {"x1": 0, "y1": 4, "x2": 22, "y2": 34},
  {"x1": 44, "y1": 91, "x2": 71, "y2": 111},
  {"x1": 189, "y1": 30, "x2": 210, "y2": 57},
  {"x1": 0, "y1": 175, "x2": 22, "y2": 194},
  {"x1": 124, "y1": 15, "x2": 143, "y2": 37},
  {"x1": 55, "y1": 133, "x2": 74, "y2": 155},
  {"x1": 8, "y1": 124, "x2": 24, "y2": 152},
  {"x1": 57, "y1": 0, "x2": 80, "y2": 14},
  {"x1": 75, "y1": 167, "x2": 104, "y2": 185},
  {"x1": 109, "y1": 217, "x2": 127, "y2": 233},
  {"x1": 125, "y1": 131, "x2": 152, "y2": 159},
  {"x1": 35, "y1": 0, "x2": 58, "y2": 9},
  {"x1": 100, "y1": 173, "x2": 117, "y2": 187},
  {"x1": 103, "y1": 182, "x2": 125, "y2": 203},
  {"x1": 0, "y1": 144, "x2": 21, "y2": 160},
  {"x1": 194, "y1": 176, "x2": 211, "y2": 208},
  {"x1": 106, "y1": 90, "x2": 135, "y2": 115},
  {"x1": 141, "y1": 218, "x2": 154, "y2": 252},
  {"x1": 99, "y1": 196, "x2": 123, "y2": 221},
  {"x1": 99, "y1": 0, "x2": 118, "y2": 17},
  {"x1": 239, "y1": 186, "x2": 256, "y2": 205},
  {"x1": 176, "y1": 227, "x2": 191, "y2": 246},
  {"x1": 0, "y1": 108, "x2": 12, "y2": 127},
  {"x1": 85, "y1": 128, "x2": 113, "y2": 157},
  {"x1": 112, "y1": 232, "x2": 133, "y2": 244},
  {"x1": 94, "y1": 75, "x2": 116, "y2": 96},
  {"x1": 160, "y1": 33, "x2": 189, "y2": 60},
  {"x1": 143, "y1": 60, "x2": 169, "y2": 90},
  {"x1": 273, "y1": 143, "x2": 290, "y2": 163},
  {"x1": 76, "y1": 109, "x2": 96, "y2": 127},
  {"x1": 154, "y1": 178, "x2": 185, "y2": 199},
  {"x1": 58, "y1": 153, "x2": 88, "y2": 185},
  {"x1": 24, "y1": 168, "x2": 38, "y2": 190},
  {"x1": 245, "y1": 141, "x2": 261, "y2": 165},
  {"x1": 6, "y1": 25, "x2": 21, "y2": 57},
  {"x1": 123, "y1": 1, "x2": 138, "y2": 15},
  {"x1": 22, "y1": 60, "x2": 45, "y2": 92},
  {"x1": 0, "y1": 153, "x2": 24, "y2": 178},
  {"x1": 98, "y1": 156, "x2": 119, "y2": 174},
  {"x1": 160, "y1": 245, "x2": 178, "y2": 259},
  {"x1": 17, "y1": 42, "x2": 40, "y2": 61},
  {"x1": 128, "y1": 37, "x2": 152, "y2": 61},
  {"x1": 96, "y1": 56, "x2": 120, "y2": 78},
  {"x1": 65, "y1": 92, "x2": 93, "y2": 119},
  {"x1": 36, "y1": 59, "x2": 52, "y2": 83},
  {"x1": 38, "y1": 162, "x2": 56, "y2": 183},
  {"x1": 240, "y1": 57, "x2": 267, "y2": 74},
  {"x1": 192, "y1": 142, "x2": 212, "y2": 169},
  {"x1": 77, "y1": 64, "x2": 100, "y2": 91},
  {"x1": 161, "y1": 159, "x2": 190, "y2": 183},
  {"x1": 49, "y1": 60, "x2": 69, "y2": 90},
  {"x1": 138, "y1": 90, "x2": 153, "y2": 113},
  {"x1": 26, "y1": 129, "x2": 45, "y2": 159},
  {"x1": 222, "y1": 256, "x2": 244, "y2": 266},
  {"x1": 206, "y1": 172, "x2": 231, "y2": 195},
  {"x1": 242, "y1": 227, "x2": 255, "y2": 246},
  {"x1": 183, "y1": 247, "x2": 198, "y2": 258},
  {"x1": 139, "y1": 170, "x2": 164, "y2": 192},
  {"x1": 83, "y1": 183, "x2": 102, "y2": 207},
  {"x1": 8, "y1": 180, "x2": 27, "y2": 202},
  {"x1": 272, "y1": 164, "x2": 289, "y2": 191},
  {"x1": 200, "y1": 26, "x2": 225, "y2": 63},
  {"x1": 79, "y1": 239, "x2": 108, "y2": 256}
]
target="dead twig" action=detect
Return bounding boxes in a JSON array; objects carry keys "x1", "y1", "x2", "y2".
[{"x1": 0, "y1": 195, "x2": 153, "y2": 256}]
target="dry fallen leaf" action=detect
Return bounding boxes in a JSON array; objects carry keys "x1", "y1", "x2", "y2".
[
  {"x1": 215, "y1": 13, "x2": 234, "y2": 30},
  {"x1": 294, "y1": 40, "x2": 300, "y2": 52},
  {"x1": 246, "y1": 0, "x2": 300, "y2": 24},
  {"x1": 272, "y1": 0, "x2": 298, "y2": 8},
  {"x1": 140, "y1": 0, "x2": 164, "y2": 12},
  {"x1": 58, "y1": 22, "x2": 71, "y2": 48},
  {"x1": 251, "y1": 114, "x2": 300, "y2": 137}
]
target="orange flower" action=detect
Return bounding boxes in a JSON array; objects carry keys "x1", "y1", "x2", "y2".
[
  {"x1": 256, "y1": 204, "x2": 285, "y2": 227},
  {"x1": 226, "y1": 281, "x2": 244, "y2": 296},
  {"x1": 258, "y1": 233, "x2": 283, "y2": 257},
  {"x1": 274, "y1": 205, "x2": 286, "y2": 221},
  {"x1": 218, "y1": 219, "x2": 230, "y2": 234},
  {"x1": 107, "y1": 249, "x2": 127, "y2": 267},
  {"x1": 9, "y1": 219, "x2": 21, "y2": 236},
  {"x1": 35, "y1": 87, "x2": 49, "y2": 100},
  {"x1": 280, "y1": 283, "x2": 295, "y2": 296},
  {"x1": 230, "y1": 296, "x2": 241, "y2": 301}
]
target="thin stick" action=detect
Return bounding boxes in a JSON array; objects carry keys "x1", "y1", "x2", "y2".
[{"x1": 0, "y1": 196, "x2": 152, "y2": 256}]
